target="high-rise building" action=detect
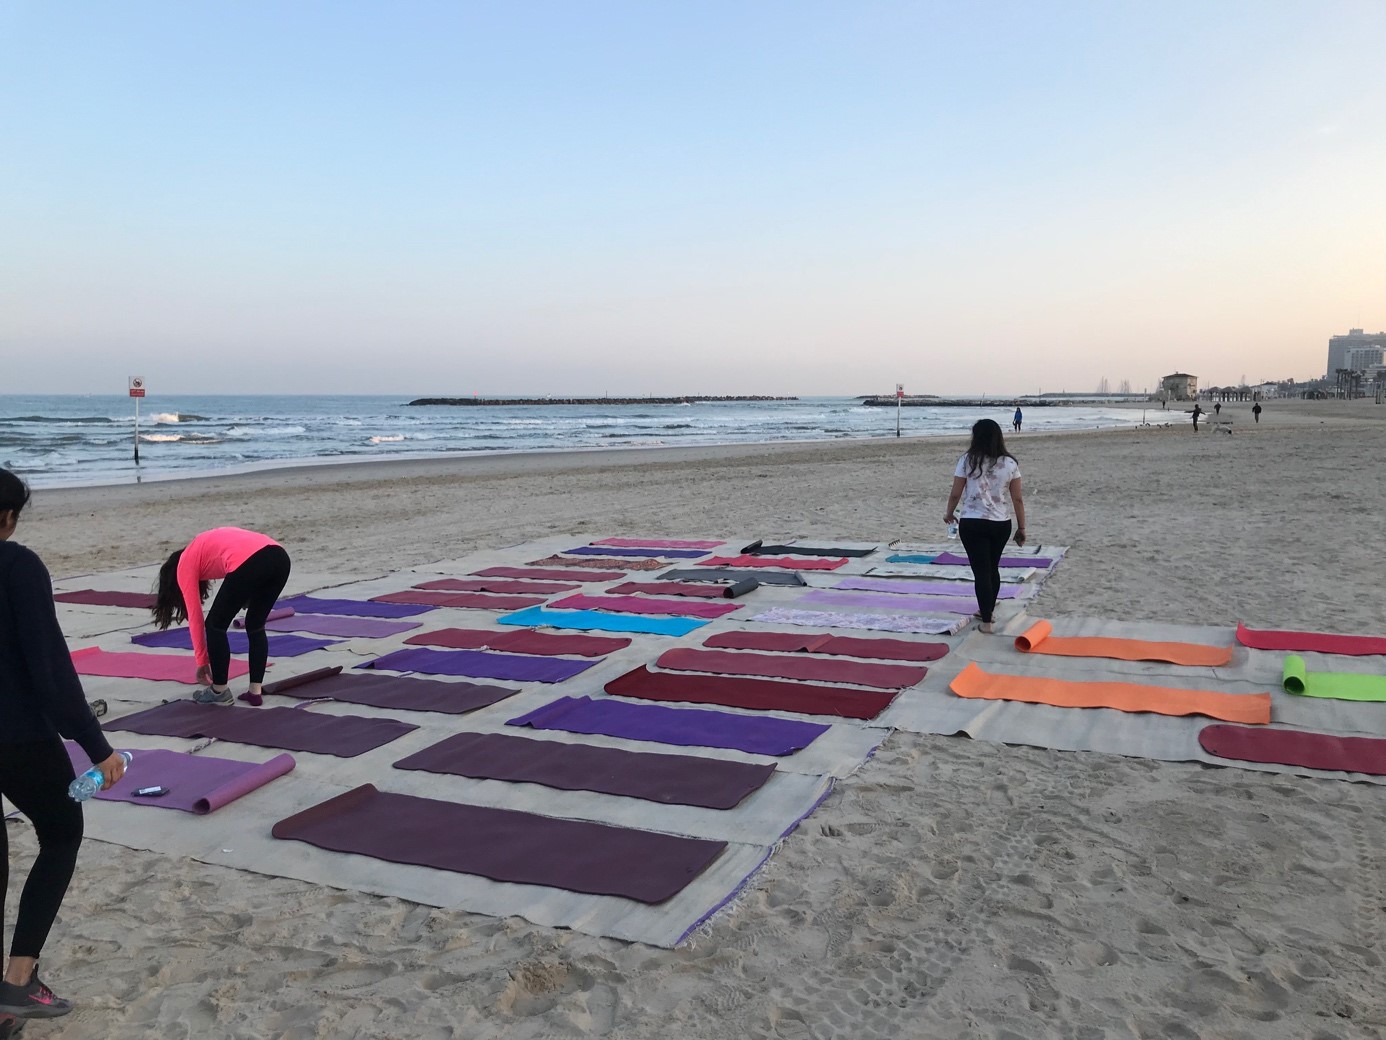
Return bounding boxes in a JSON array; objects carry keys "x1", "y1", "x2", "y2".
[{"x1": 1327, "y1": 329, "x2": 1386, "y2": 376}]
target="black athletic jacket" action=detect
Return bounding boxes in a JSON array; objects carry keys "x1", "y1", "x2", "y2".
[{"x1": 0, "y1": 541, "x2": 113, "y2": 763}]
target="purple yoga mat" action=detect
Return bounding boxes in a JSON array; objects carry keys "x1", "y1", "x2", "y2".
[
  {"x1": 131, "y1": 629, "x2": 337, "y2": 656},
  {"x1": 834, "y1": 577, "x2": 1023, "y2": 599},
  {"x1": 930, "y1": 552, "x2": 1054, "y2": 568},
  {"x1": 277, "y1": 595, "x2": 434, "y2": 618},
  {"x1": 233, "y1": 607, "x2": 296, "y2": 627},
  {"x1": 362, "y1": 646, "x2": 596, "y2": 684},
  {"x1": 64, "y1": 743, "x2": 295, "y2": 814},
  {"x1": 798, "y1": 589, "x2": 981, "y2": 615},
  {"x1": 265, "y1": 669, "x2": 517, "y2": 714},
  {"x1": 394, "y1": 732, "x2": 776, "y2": 809},
  {"x1": 105, "y1": 701, "x2": 417, "y2": 757},
  {"x1": 508, "y1": 696, "x2": 828, "y2": 756},
  {"x1": 273, "y1": 784, "x2": 728, "y2": 904},
  {"x1": 264, "y1": 614, "x2": 422, "y2": 638}
]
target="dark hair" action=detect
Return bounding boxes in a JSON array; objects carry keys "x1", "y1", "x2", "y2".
[
  {"x1": 963, "y1": 418, "x2": 1016, "y2": 477},
  {"x1": 0, "y1": 469, "x2": 31, "y2": 518},
  {"x1": 151, "y1": 549, "x2": 209, "y2": 629}
]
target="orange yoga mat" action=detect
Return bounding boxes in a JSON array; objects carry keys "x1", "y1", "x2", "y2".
[
  {"x1": 949, "y1": 662, "x2": 1271, "y2": 723},
  {"x1": 1013, "y1": 620, "x2": 1235, "y2": 667}
]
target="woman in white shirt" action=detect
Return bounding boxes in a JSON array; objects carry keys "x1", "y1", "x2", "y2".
[{"x1": 944, "y1": 419, "x2": 1027, "y2": 633}]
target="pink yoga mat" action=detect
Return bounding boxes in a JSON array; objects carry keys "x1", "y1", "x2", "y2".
[
  {"x1": 405, "y1": 627, "x2": 629, "y2": 657},
  {"x1": 703, "y1": 630, "x2": 949, "y2": 663},
  {"x1": 656, "y1": 647, "x2": 927, "y2": 690},
  {"x1": 550, "y1": 593, "x2": 740, "y2": 619},
  {"x1": 1235, "y1": 621, "x2": 1386, "y2": 657},
  {"x1": 71, "y1": 647, "x2": 250, "y2": 684},
  {"x1": 53, "y1": 590, "x2": 157, "y2": 609},
  {"x1": 592, "y1": 537, "x2": 725, "y2": 549},
  {"x1": 473, "y1": 566, "x2": 626, "y2": 583},
  {"x1": 64, "y1": 743, "x2": 295, "y2": 814},
  {"x1": 414, "y1": 578, "x2": 580, "y2": 595},
  {"x1": 704, "y1": 555, "x2": 847, "y2": 571},
  {"x1": 1199, "y1": 724, "x2": 1386, "y2": 777},
  {"x1": 373, "y1": 590, "x2": 549, "y2": 610}
]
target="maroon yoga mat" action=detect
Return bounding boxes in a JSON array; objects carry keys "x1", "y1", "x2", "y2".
[
  {"x1": 550, "y1": 593, "x2": 740, "y2": 619},
  {"x1": 394, "y1": 731, "x2": 775, "y2": 809},
  {"x1": 54, "y1": 589, "x2": 157, "y2": 609},
  {"x1": 372, "y1": 590, "x2": 548, "y2": 610},
  {"x1": 1199, "y1": 724, "x2": 1386, "y2": 776},
  {"x1": 656, "y1": 647, "x2": 927, "y2": 690},
  {"x1": 415, "y1": 578, "x2": 580, "y2": 595},
  {"x1": 530, "y1": 555, "x2": 665, "y2": 571},
  {"x1": 105, "y1": 701, "x2": 417, "y2": 757},
  {"x1": 606, "y1": 666, "x2": 897, "y2": 720},
  {"x1": 405, "y1": 627, "x2": 630, "y2": 657},
  {"x1": 474, "y1": 566, "x2": 627, "y2": 582},
  {"x1": 703, "y1": 630, "x2": 949, "y2": 663},
  {"x1": 607, "y1": 581, "x2": 729, "y2": 600},
  {"x1": 272, "y1": 784, "x2": 728, "y2": 904},
  {"x1": 264, "y1": 669, "x2": 516, "y2": 715}
]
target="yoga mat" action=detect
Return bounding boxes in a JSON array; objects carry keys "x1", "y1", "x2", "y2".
[
  {"x1": 798, "y1": 589, "x2": 982, "y2": 615},
  {"x1": 54, "y1": 589, "x2": 157, "y2": 609},
  {"x1": 606, "y1": 666, "x2": 898, "y2": 720},
  {"x1": 1199, "y1": 724, "x2": 1386, "y2": 777},
  {"x1": 394, "y1": 732, "x2": 775, "y2": 809},
  {"x1": 508, "y1": 696, "x2": 828, "y2": 756},
  {"x1": 414, "y1": 578, "x2": 580, "y2": 595},
  {"x1": 931, "y1": 551, "x2": 1055, "y2": 568},
  {"x1": 499, "y1": 605, "x2": 709, "y2": 637},
  {"x1": 105, "y1": 701, "x2": 417, "y2": 756},
  {"x1": 592, "y1": 537, "x2": 724, "y2": 549},
  {"x1": 871, "y1": 564, "x2": 1036, "y2": 582},
  {"x1": 529, "y1": 555, "x2": 665, "y2": 571},
  {"x1": 1014, "y1": 620, "x2": 1235, "y2": 666},
  {"x1": 372, "y1": 590, "x2": 549, "y2": 610},
  {"x1": 71, "y1": 646, "x2": 250, "y2": 684},
  {"x1": 233, "y1": 607, "x2": 295, "y2": 627},
  {"x1": 549, "y1": 593, "x2": 740, "y2": 619},
  {"x1": 608, "y1": 581, "x2": 730, "y2": 599},
  {"x1": 265, "y1": 669, "x2": 516, "y2": 714},
  {"x1": 272, "y1": 784, "x2": 727, "y2": 904},
  {"x1": 656, "y1": 647, "x2": 927, "y2": 690},
  {"x1": 705, "y1": 555, "x2": 847, "y2": 571},
  {"x1": 362, "y1": 647, "x2": 596, "y2": 684},
  {"x1": 64, "y1": 743, "x2": 295, "y2": 814},
  {"x1": 131, "y1": 629, "x2": 338, "y2": 657},
  {"x1": 660, "y1": 568, "x2": 807, "y2": 587},
  {"x1": 742, "y1": 542, "x2": 875, "y2": 558},
  {"x1": 1236, "y1": 621, "x2": 1386, "y2": 657},
  {"x1": 278, "y1": 595, "x2": 434, "y2": 618},
  {"x1": 724, "y1": 579, "x2": 759, "y2": 599},
  {"x1": 948, "y1": 662, "x2": 1272, "y2": 724},
  {"x1": 1281, "y1": 655, "x2": 1386, "y2": 702},
  {"x1": 886, "y1": 554, "x2": 938, "y2": 564},
  {"x1": 751, "y1": 608, "x2": 964, "y2": 636},
  {"x1": 564, "y1": 546, "x2": 710, "y2": 559},
  {"x1": 264, "y1": 614, "x2": 422, "y2": 638},
  {"x1": 835, "y1": 577, "x2": 1024, "y2": 599},
  {"x1": 405, "y1": 628, "x2": 629, "y2": 657},
  {"x1": 474, "y1": 566, "x2": 627, "y2": 582},
  {"x1": 704, "y1": 630, "x2": 950, "y2": 663}
]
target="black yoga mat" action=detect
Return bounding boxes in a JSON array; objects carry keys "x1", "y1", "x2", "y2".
[
  {"x1": 740, "y1": 541, "x2": 876, "y2": 557},
  {"x1": 264, "y1": 670, "x2": 516, "y2": 715},
  {"x1": 659, "y1": 568, "x2": 807, "y2": 587},
  {"x1": 394, "y1": 731, "x2": 775, "y2": 809},
  {"x1": 272, "y1": 784, "x2": 728, "y2": 904},
  {"x1": 105, "y1": 701, "x2": 417, "y2": 757}
]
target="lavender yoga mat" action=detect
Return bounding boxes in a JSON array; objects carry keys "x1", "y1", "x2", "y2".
[
  {"x1": 264, "y1": 668, "x2": 517, "y2": 714},
  {"x1": 550, "y1": 593, "x2": 740, "y2": 619},
  {"x1": 931, "y1": 551, "x2": 1055, "y2": 568},
  {"x1": 656, "y1": 647, "x2": 927, "y2": 690},
  {"x1": 54, "y1": 589, "x2": 157, "y2": 609},
  {"x1": 277, "y1": 595, "x2": 434, "y2": 618},
  {"x1": 362, "y1": 646, "x2": 596, "y2": 684},
  {"x1": 131, "y1": 629, "x2": 338, "y2": 657},
  {"x1": 834, "y1": 577, "x2": 1023, "y2": 599},
  {"x1": 394, "y1": 732, "x2": 775, "y2": 809},
  {"x1": 797, "y1": 589, "x2": 982, "y2": 616},
  {"x1": 265, "y1": 614, "x2": 422, "y2": 638},
  {"x1": 564, "y1": 546, "x2": 710, "y2": 559},
  {"x1": 105, "y1": 701, "x2": 417, "y2": 757},
  {"x1": 272, "y1": 784, "x2": 727, "y2": 904},
  {"x1": 63, "y1": 743, "x2": 295, "y2": 814},
  {"x1": 508, "y1": 696, "x2": 828, "y2": 756}
]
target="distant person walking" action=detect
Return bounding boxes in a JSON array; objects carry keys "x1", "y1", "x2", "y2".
[
  {"x1": 1253, "y1": 402, "x2": 1262, "y2": 423},
  {"x1": 943, "y1": 419, "x2": 1027, "y2": 634},
  {"x1": 153, "y1": 527, "x2": 291, "y2": 707},
  {"x1": 1191, "y1": 403, "x2": 1203, "y2": 431},
  {"x1": 1214, "y1": 401, "x2": 1221, "y2": 416},
  {"x1": 1012, "y1": 406, "x2": 1023, "y2": 432}
]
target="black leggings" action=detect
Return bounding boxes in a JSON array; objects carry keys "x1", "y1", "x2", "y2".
[
  {"x1": 958, "y1": 518, "x2": 1012, "y2": 623},
  {"x1": 0, "y1": 739, "x2": 83, "y2": 959},
  {"x1": 206, "y1": 545, "x2": 292, "y2": 685}
]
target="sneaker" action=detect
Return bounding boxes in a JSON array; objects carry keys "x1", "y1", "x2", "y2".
[
  {"x1": 0, "y1": 974, "x2": 73, "y2": 1018},
  {"x1": 192, "y1": 685, "x2": 233, "y2": 705},
  {"x1": 238, "y1": 690, "x2": 263, "y2": 707}
]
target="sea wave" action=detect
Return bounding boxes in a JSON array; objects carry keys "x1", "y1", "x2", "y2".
[
  {"x1": 139, "y1": 432, "x2": 221, "y2": 444},
  {"x1": 369, "y1": 434, "x2": 405, "y2": 444}
]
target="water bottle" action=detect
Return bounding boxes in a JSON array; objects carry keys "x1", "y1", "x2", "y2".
[
  {"x1": 947, "y1": 519, "x2": 959, "y2": 540},
  {"x1": 68, "y1": 751, "x2": 132, "y2": 802}
]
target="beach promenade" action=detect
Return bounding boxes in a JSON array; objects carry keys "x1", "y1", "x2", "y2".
[{"x1": 12, "y1": 399, "x2": 1386, "y2": 1039}]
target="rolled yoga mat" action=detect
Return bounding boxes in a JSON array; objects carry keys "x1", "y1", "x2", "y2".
[
  {"x1": 724, "y1": 579, "x2": 760, "y2": 599},
  {"x1": 606, "y1": 666, "x2": 898, "y2": 721},
  {"x1": 655, "y1": 647, "x2": 927, "y2": 690},
  {"x1": 948, "y1": 662, "x2": 1272, "y2": 724},
  {"x1": 64, "y1": 743, "x2": 295, "y2": 814},
  {"x1": 362, "y1": 647, "x2": 596, "y2": 684},
  {"x1": 1236, "y1": 621, "x2": 1386, "y2": 657},
  {"x1": 475, "y1": 566, "x2": 627, "y2": 582},
  {"x1": 405, "y1": 628, "x2": 630, "y2": 657},
  {"x1": 131, "y1": 629, "x2": 338, "y2": 657},
  {"x1": 704, "y1": 630, "x2": 949, "y2": 663},
  {"x1": 498, "y1": 605, "x2": 709, "y2": 637},
  {"x1": 394, "y1": 731, "x2": 776, "y2": 809},
  {"x1": 71, "y1": 647, "x2": 250, "y2": 684},
  {"x1": 741, "y1": 542, "x2": 876, "y2": 558},
  {"x1": 1280, "y1": 655, "x2": 1386, "y2": 702},
  {"x1": 372, "y1": 590, "x2": 549, "y2": 610},
  {"x1": 277, "y1": 595, "x2": 434, "y2": 618},
  {"x1": 414, "y1": 578, "x2": 580, "y2": 595},
  {"x1": 797, "y1": 589, "x2": 982, "y2": 616},
  {"x1": 265, "y1": 669, "x2": 516, "y2": 715},
  {"x1": 272, "y1": 784, "x2": 728, "y2": 905},
  {"x1": 549, "y1": 593, "x2": 741, "y2": 620},
  {"x1": 263, "y1": 614, "x2": 423, "y2": 638},
  {"x1": 659, "y1": 568, "x2": 807, "y2": 587},
  {"x1": 834, "y1": 578, "x2": 1024, "y2": 599},
  {"x1": 507, "y1": 695, "x2": 828, "y2": 756},
  {"x1": 705, "y1": 554, "x2": 847, "y2": 571},
  {"x1": 563, "y1": 546, "x2": 711, "y2": 559},
  {"x1": 1198, "y1": 724, "x2": 1386, "y2": 777},
  {"x1": 1013, "y1": 620, "x2": 1235, "y2": 667},
  {"x1": 529, "y1": 555, "x2": 665, "y2": 571},
  {"x1": 750, "y1": 607, "x2": 963, "y2": 636},
  {"x1": 54, "y1": 589, "x2": 157, "y2": 609},
  {"x1": 592, "y1": 537, "x2": 725, "y2": 549},
  {"x1": 105, "y1": 701, "x2": 418, "y2": 757}
]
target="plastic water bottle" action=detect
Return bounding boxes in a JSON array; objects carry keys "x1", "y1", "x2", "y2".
[
  {"x1": 68, "y1": 751, "x2": 132, "y2": 802},
  {"x1": 947, "y1": 519, "x2": 959, "y2": 540}
]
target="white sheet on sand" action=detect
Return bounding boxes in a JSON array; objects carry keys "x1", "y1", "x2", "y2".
[
  {"x1": 866, "y1": 564, "x2": 1038, "y2": 582},
  {"x1": 749, "y1": 607, "x2": 967, "y2": 636}
]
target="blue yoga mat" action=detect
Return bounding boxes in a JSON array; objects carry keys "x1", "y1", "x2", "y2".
[
  {"x1": 498, "y1": 605, "x2": 709, "y2": 637},
  {"x1": 885, "y1": 554, "x2": 939, "y2": 564},
  {"x1": 131, "y1": 630, "x2": 337, "y2": 657}
]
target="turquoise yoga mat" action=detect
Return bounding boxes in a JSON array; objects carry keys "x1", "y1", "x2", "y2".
[
  {"x1": 498, "y1": 605, "x2": 710, "y2": 637},
  {"x1": 1282, "y1": 655, "x2": 1386, "y2": 702}
]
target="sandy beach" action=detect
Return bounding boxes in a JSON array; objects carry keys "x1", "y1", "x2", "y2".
[{"x1": 8, "y1": 398, "x2": 1386, "y2": 1039}]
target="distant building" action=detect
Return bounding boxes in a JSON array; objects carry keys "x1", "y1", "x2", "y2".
[
  {"x1": 1344, "y1": 345, "x2": 1384, "y2": 372},
  {"x1": 1159, "y1": 372, "x2": 1198, "y2": 401},
  {"x1": 1327, "y1": 329, "x2": 1386, "y2": 377}
]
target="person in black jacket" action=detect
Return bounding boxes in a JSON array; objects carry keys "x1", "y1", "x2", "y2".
[{"x1": 0, "y1": 469, "x2": 124, "y2": 1023}]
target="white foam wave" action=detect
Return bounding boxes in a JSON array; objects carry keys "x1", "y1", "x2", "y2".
[{"x1": 369, "y1": 434, "x2": 405, "y2": 443}]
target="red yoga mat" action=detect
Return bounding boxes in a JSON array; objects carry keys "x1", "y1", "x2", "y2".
[
  {"x1": 607, "y1": 581, "x2": 729, "y2": 600},
  {"x1": 550, "y1": 593, "x2": 740, "y2": 619},
  {"x1": 404, "y1": 627, "x2": 630, "y2": 657},
  {"x1": 54, "y1": 590, "x2": 157, "y2": 609},
  {"x1": 414, "y1": 578, "x2": 580, "y2": 595},
  {"x1": 704, "y1": 554, "x2": 847, "y2": 571},
  {"x1": 473, "y1": 566, "x2": 627, "y2": 582},
  {"x1": 1235, "y1": 621, "x2": 1386, "y2": 657},
  {"x1": 656, "y1": 647, "x2": 926, "y2": 690},
  {"x1": 703, "y1": 630, "x2": 949, "y2": 663},
  {"x1": 1199, "y1": 724, "x2": 1386, "y2": 776},
  {"x1": 606, "y1": 666, "x2": 897, "y2": 720},
  {"x1": 372, "y1": 590, "x2": 549, "y2": 610},
  {"x1": 71, "y1": 647, "x2": 251, "y2": 684}
]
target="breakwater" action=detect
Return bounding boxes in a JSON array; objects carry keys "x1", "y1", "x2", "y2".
[
  {"x1": 859, "y1": 397, "x2": 1054, "y2": 407},
  {"x1": 408, "y1": 395, "x2": 798, "y2": 406}
]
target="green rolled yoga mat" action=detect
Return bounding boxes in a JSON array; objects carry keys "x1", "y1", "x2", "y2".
[{"x1": 1282, "y1": 655, "x2": 1386, "y2": 702}]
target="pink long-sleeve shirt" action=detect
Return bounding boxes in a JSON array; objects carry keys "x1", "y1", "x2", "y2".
[{"x1": 178, "y1": 527, "x2": 280, "y2": 667}]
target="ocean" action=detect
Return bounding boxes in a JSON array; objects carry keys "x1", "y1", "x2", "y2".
[{"x1": 0, "y1": 394, "x2": 1142, "y2": 489}]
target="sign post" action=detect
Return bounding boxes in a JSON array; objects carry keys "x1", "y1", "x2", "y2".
[
  {"x1": 128, "y1": 377, "x2": 146, "y2": 464},
  {"x1": 896, "y1": 384, "x2": 904, "y2": 438}
]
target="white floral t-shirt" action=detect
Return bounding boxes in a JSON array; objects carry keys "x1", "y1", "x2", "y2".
[{"x1": 953, "y1": 454, "x2": 1020, "y2": 521}]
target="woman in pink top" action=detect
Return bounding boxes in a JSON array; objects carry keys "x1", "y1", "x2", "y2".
[{"x1": 151, "y1": 528, "x2": 291, "y2": 706}]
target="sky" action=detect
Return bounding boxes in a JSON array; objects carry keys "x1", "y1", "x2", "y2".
[{"x1": 3, "y1": 1, "x2": 1385, "y2": 396}]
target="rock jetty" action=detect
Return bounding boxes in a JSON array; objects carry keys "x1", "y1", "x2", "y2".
[
  {"x1": 859, "y1": 396, "x2": 1052, "y2": 407},
  {"x1": 408, "y1": 395, "x2": 797, "y2": 406}
]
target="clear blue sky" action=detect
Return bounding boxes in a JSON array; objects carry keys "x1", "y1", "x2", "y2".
[{"x1": 4, "y1": 1, "x2": 1384, "y2": 395}]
